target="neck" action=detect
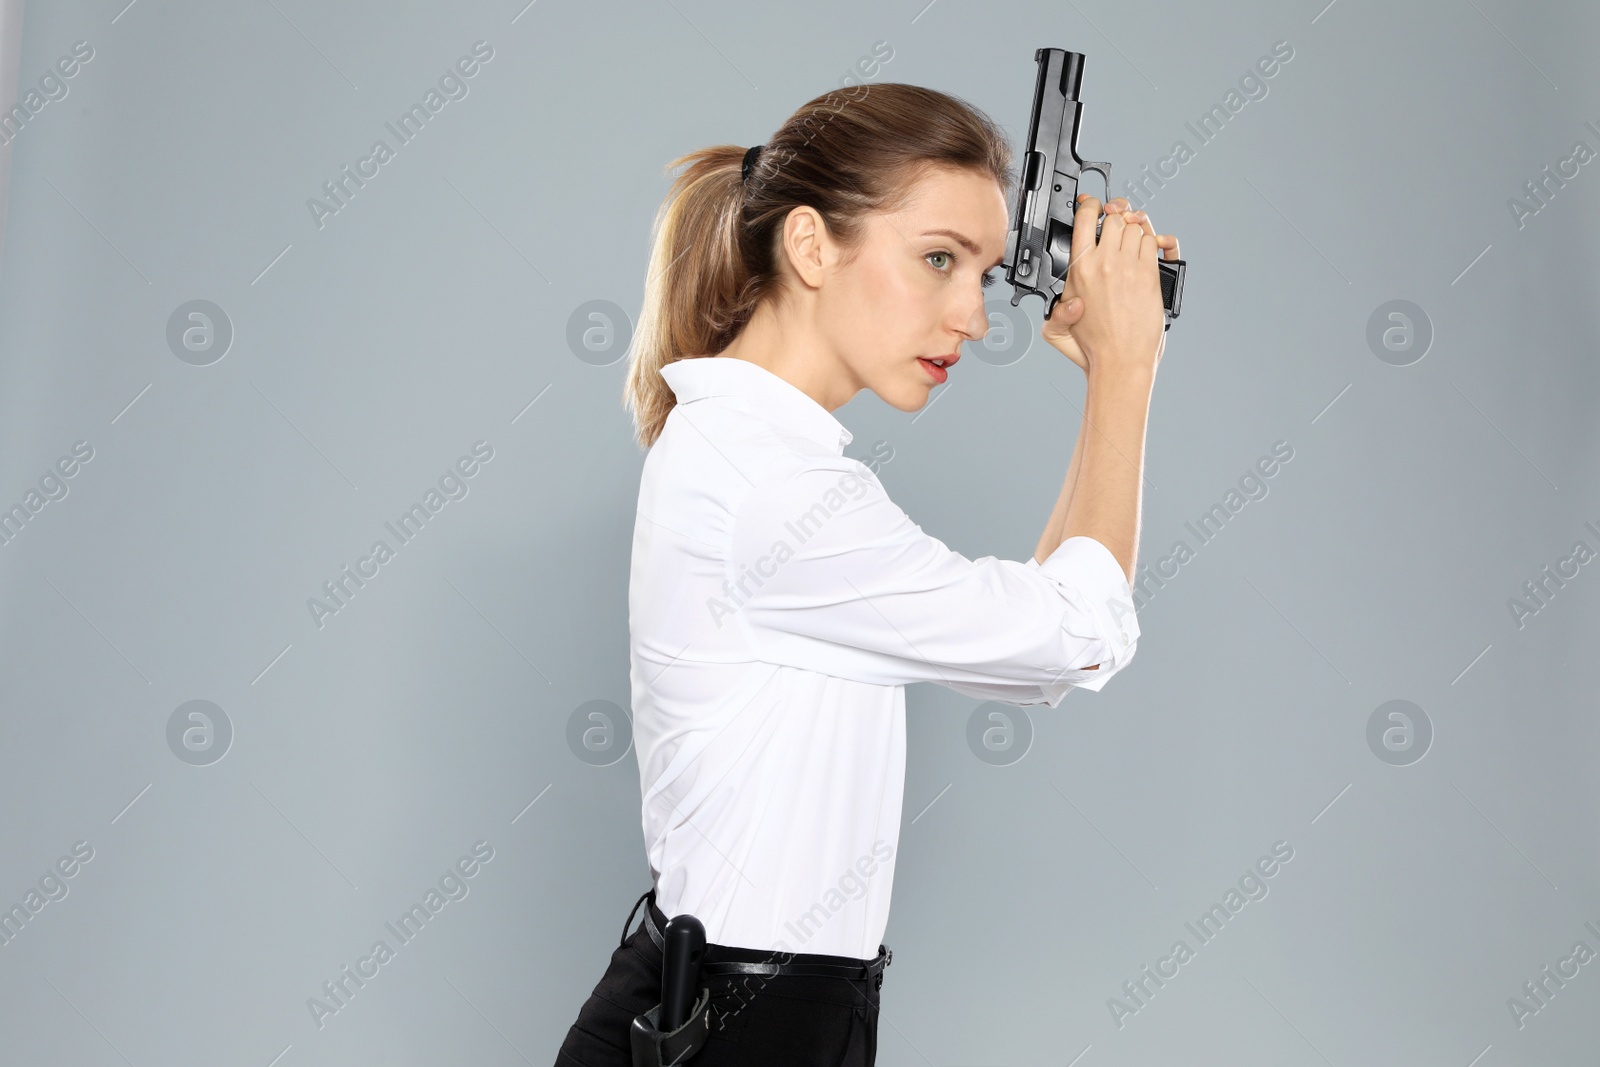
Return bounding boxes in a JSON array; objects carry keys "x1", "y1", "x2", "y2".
[{"x1": 715, "y1": 302, "x2": 860, "y2": 413}]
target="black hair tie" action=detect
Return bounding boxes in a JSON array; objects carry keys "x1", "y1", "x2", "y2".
[{"x1": 741, "y1": 144, "x2": 764, "y2": 183}]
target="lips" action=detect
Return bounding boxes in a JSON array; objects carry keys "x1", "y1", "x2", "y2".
[{"x1": 917, "y1": 351, "x2": 960, "y2": 384}]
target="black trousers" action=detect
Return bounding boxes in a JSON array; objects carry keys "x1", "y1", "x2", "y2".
[{"x1": 554, "y1": 890, "x2": 883, "y2": 1066}]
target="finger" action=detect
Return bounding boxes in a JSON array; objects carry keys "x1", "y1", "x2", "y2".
[
  {"x1": 1099, "y1": 205, "x2": 1129, "y2": 247},
  {"x1": 1126, "y1": 214, "x2": 1179, "y2": 261},
  {"x1": 1124, "y1": 210, "x2": 1157, "y2": 242},
  {"x1": 1138, "y1": 224, "x2": 1158, "y2": 262},
  {"x1": 1126, "y1": 225, "x2": 1151, "y2": 262},
  {"x1": 1043, "y1": 291, "x2": 1084, "y2": 324},
  {"x1": 1123, "y1": 212, "x2": 1180, "y2": 266},
  {"x1": 1069, "y1": 194, "x2": 1102, "y2": 278},
  {"x1": 1119, "y1": 209, "x2": 1153, "y2": 252}
]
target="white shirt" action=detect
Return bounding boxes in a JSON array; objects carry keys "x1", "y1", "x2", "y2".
[{"x1": 628, "y1": 355, "x2": 1140, "y2": 959}]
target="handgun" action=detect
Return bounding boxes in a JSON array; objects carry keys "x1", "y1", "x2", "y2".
[
  {"x1": 630, "y1": 912, "x2": 712, "y2": 1067},
  {"x1": 1002, "y1": 47, "x2": 1187, "y2": 330},
  {"x1": 659, "y1": 914, "x2": 706, "y2": 1032}
]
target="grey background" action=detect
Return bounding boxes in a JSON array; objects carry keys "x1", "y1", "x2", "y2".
[{"x1": 1, "y1": 0, "x2": 1596, "y2": 1064}]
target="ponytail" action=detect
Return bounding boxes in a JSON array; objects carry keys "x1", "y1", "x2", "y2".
[
  {"x1": 622, "y1": 83, "x2": 1014, "y2": 449},
  {"x1": 622, "y1": 144, "x2": 755, "y2": 449}
]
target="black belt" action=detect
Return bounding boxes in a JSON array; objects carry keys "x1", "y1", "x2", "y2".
[{"x1": 638, "y1": 891, "x2": 891, "y2": 983}]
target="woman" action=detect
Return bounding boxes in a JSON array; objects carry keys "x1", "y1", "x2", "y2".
[{"x1": 556, "y1": 81, "x2": 1177, "y2": 1066}]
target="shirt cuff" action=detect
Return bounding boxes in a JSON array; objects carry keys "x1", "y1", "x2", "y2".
[{"x1": 1027, "y1": 536, "x2": 1140, "y2": 693}]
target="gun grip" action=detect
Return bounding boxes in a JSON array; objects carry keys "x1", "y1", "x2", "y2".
[
  {"x1": 1158, "y1": 258, "x2": 1186, "y2": 331},
  {"x1": 660, "y1": 915, "x2": 705, "y2": 1032}
]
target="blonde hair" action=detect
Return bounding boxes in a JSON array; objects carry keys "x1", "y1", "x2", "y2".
[{"x1": 621, "y1": 82, "x2": 1014, "y2": 449}]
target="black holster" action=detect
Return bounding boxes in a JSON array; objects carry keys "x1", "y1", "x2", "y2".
[
  {"x1": 626, "y1": 889, "x2": 712, "y2": 1067},
  {"x1": 628, "y1": 986, "x2": 714, "y2": 1067}
]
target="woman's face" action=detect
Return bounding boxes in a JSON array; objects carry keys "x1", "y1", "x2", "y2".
[{"x1": 818, "y1": 165, "x2": 1010, "y2": 412}]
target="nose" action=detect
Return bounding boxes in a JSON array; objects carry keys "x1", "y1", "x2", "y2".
[{"x1": 954, "y1": 292, "x2": 990, "y2": 345}]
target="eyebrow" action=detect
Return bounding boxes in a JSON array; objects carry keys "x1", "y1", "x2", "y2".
[{"x1": 921, "y1": 228, "x2": 1005, "y2": 269}]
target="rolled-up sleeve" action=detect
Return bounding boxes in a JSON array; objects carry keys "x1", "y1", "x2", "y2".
[{"x1": 725, "y1": 460, "x2": 1140, "y2": 706}]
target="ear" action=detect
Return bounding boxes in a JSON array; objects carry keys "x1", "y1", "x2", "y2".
[{"x1": 781, "y1": 205, "x2": 832, "y2": 289}]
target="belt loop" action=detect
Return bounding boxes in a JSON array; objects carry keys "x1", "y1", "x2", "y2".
[
  {"x1": 640, "y1": 894, "x2": 667, "y2": 951},
  {"x1": 619, "y1": 888, "x2": 654, "y2": 949}
]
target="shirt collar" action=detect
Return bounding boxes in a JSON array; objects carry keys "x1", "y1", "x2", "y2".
[{"x1": 660, "y1": 356, "x2": 854, "y2": 455}]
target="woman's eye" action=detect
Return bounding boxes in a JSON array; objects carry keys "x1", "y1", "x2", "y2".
[{"x1": 927, "y1": 251, "x2": 953, "y2": 271}]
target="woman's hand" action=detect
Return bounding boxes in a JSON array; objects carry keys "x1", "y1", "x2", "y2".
[
  {"x1": 1040, "y1": 283, "x2": 1091, "y2": 375},
  {"x1": 1041, "y1": 196, "x2": 1179, "y2": 377},
  {"x1": 1123, "y1": 206, "x2": 1180, "y2": 374},
  {"x1": 1037, "y1": 198, "x2": 1140, "y2": 374}
]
